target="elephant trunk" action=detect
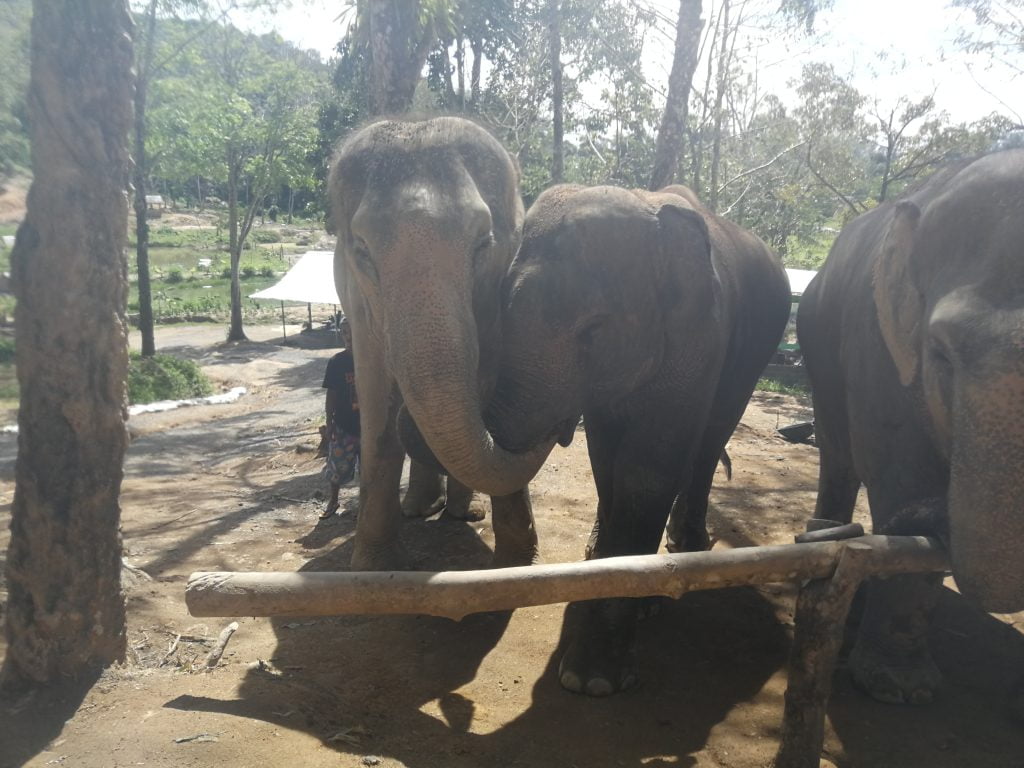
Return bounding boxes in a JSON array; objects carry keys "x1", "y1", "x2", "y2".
[
  {"x1": 947, "y1": 371, "x2": 1024, "y2": 613},
  {"x1": 387, "y1": 292, "x2": 553, "y2": 498}
]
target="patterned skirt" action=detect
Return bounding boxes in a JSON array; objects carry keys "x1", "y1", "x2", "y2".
[{"x1": 324, "y1": 430, "x2": 360, "y2": 485}]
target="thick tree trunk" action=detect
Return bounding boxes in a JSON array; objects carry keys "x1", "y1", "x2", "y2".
[
  {"x1": 367, "y1": 0, "x2": 435, "y2": 115},
  {"x1": 649, "y1": 0, "x2": 704, "y2": 191},
  {"x1": 3, "y1": 0, "x2": 133, "y2": 691},
  {"x1": 549, "y1": 0, "x2": 564, "y2": 183},
  {"x1": 132, "y1": 0, "x2": 158, "y2": 356}
]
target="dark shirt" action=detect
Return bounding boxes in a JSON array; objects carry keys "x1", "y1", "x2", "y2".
[{"x1": 323, "y1": 350, "x2": 360, "y2": 436}]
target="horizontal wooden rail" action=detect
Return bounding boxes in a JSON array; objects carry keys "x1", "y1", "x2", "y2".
[{"x1": 186, "y1": 535, "x2": 947, "y2": 620}]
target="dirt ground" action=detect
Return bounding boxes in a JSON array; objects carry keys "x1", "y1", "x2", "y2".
[{"x1": 1, "y1": 325, "x2": 1022, "y2": 768}]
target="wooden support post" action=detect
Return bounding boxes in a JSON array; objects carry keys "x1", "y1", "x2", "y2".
[{"x1": 773, "y1": 541, "x2": 872, "y2": 768}]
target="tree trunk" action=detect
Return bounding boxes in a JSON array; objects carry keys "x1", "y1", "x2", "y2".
[
  {"x1": 549, "y1": 0, "x2": 564, "y2": 183},
  {"x1": 367, "y1": 0, "x2": 435, "y2": 115},
  {"x1": 132, "y1": 0, "x2": 158, "y2": 357},
  {"x1": 649, "y1": 0, "x2": 704, "y2": 191},
  {"x1": 3, "y1": 0, "x2": 133, "y2": 692},
  {"x1": 470, "y1": 36, "x2": 482, "y2": 108},
  {"x1": 455, "y1": 34, "x2": 466, "y2": 110},
  {"x1": 227, "y1": 153, "x2": 246, "y2": 342},
  {"x1": 708, "y1": 0, "x2": 731, "y2": 211},
  {"x1": 442, "y1": 43, "x2": 456, "y2": 108}
]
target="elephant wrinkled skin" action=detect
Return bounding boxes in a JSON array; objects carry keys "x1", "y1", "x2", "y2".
[
  {"x1": 485, "y1": 184, "x2": 791, "y2": 695},
  {"x1": 797, "y1": 149, "x2": 1024, "y2": 706},
  {"x1": 329, "y1": 117, "x2": 553, "y2": 570}
]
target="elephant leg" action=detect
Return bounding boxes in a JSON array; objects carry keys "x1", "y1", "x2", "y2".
[
  {"x1": 813, "y1": 422, "x2": 861, "y2": 524},
  {"x1": 665, "y1": 444, "x2": 717, "y2": 553},
  {"x1": 849, "y1": 572, "x2": 943, "y2": 705},
  {"x1": 350, "y1": 354, "x2": 409, "y2": 571},
  {"x1": 490, "y1": 487, "x2": 538, "y2": 567},
  {"x1": 847, "y1": 497, "x2": 945, "y2": 705},
  {"x1": 443, "y1": 476, "x2": 487, "y2": 522},
  {"x1": 559, "y1": 441, "x2": 680, "y2": 696},
  {"x1": 401, "y1": 458, "x2": 447, "y2": 518}
]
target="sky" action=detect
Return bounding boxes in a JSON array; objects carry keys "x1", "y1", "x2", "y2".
[{"x1": 253, "y1": 0, "x2": 1021, "y2": 126}]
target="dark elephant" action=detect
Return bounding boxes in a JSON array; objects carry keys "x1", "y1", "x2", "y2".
[
  {"x1": 484, "y1": 184, "x2": 791, "y2": 695},
  {"x1": 329, "y1": 117, "x2": 554, "y2": 570},
  {"x1": 797, "y1": 149, "x2": 1024, "y2": 705}
]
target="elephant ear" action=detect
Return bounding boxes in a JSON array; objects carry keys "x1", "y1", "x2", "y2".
[
  {"x1": 654, "y1": 199, "x2": 714, "y2": 312},
  {"x1": 872, "y1": 200, "x2": 923, "y2": 387}
]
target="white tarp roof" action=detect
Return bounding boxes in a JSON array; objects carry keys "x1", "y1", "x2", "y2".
[
  {"x1": 785, "y1": 268, "x2": 817, "y2": 296},
  {"x1": 249, "y1": 250, "x2": 341, "y2": 305}
]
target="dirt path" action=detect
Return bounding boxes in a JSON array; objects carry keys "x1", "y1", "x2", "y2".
[{"x1": 1, "y1": 326, "x2": 1022, "y2": 768}]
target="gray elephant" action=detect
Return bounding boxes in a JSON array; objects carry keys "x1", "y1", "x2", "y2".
[
  {"x1": 484, "y1": 184, "x2": 791, "y2": 695},
  {"x1": 329, "y1": 117, "x2": 553, "y2": 570},
  {"x1": 797, "y1": 148, "x2": 1024, "y2": 706}
]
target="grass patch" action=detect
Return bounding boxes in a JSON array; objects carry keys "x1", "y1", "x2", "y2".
[
  {"x1": 756, "y1": 376, "x2": 809, "y2": 397},
  {"x1": 127, "y1": 353, "x2": 213, "y2": 405}
]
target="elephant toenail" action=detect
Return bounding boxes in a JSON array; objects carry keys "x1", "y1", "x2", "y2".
[
  {"x1": 585, "y1": 677, "x2": 614, "y2": 697},
  {"x1": 559, "y1": 670, "x2": 584, "y2": 693}
]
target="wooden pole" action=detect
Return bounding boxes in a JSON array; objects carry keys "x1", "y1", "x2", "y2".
[
  {"x1": 280, "y1": 300, "x2": 286, "y2": 340},
  {"x1": 773, "y1": 542, "x2": 872, "y2": 768},
  {"x1": 186, "y1": 535, "x2": 946, "y2": 620}
]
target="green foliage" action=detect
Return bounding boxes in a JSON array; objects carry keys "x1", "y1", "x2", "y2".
[
  {"x1": 252, "y1": 229, "x2": 280, "y2": 243},
  {"x1": 127, "y1": 352, "x2": 213, "y2": 405},
  {"x1": 165, "y1": 268, "x2": 184, "y2": 283},
  {"x1": 259, "y1": 265, "x2": 276, "y2": 277},
  {"x1": 757, "y1": 376, "x2": 810, "y2": 396},
  {"x1": 0, "y1": 336, "x2": 14, "y2": 363},
  {"x1": 241, "y1": 265, "x2": 257, "y2": 278},
  {"x1": 0, "y1": 0, "x2": 31, "y2": 179}
]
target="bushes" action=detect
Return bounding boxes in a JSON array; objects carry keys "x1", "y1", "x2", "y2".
[
  {"x1": 127, "y1": 353, "x2": 213, "y2": 405},
  {"x1": 252, "y1": 229, "x2": 280, "y2": 244},
  {"x1": 0, "y1": 337, "x2": 14, "y2": 364},
  {"x1": 165, "y1": 268, "x2": 184, "y2": 283}
]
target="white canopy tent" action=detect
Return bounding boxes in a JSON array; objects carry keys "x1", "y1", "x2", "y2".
[
  {"x1": 785, "y1": 268, "x2": 817, "y2": 297},
  {"x1": 249, "y1": 250, "x2": 342, "y2": 337}
]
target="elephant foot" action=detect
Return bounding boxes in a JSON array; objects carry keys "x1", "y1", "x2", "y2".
[
  {"x1": 490, "y1": 543, "x2": 539, "y2": 569},
  {"x1": 848, "y1": 640, "x2": 942, "y2": 705},
  {"x1": 665, "y1": 524, "x2": 710, "y2": 554},
  {"x1": 401, "y1": 490, "x2": 446, "y2": 519},
  {"x1": 557, "y1": 599, "x2": 639, "y2": 697},
  {"x1": 443, "y1": 493, "x2": 487, "y2": 522},
  {"x1": 350, "y1": 538, "x2": 412, "y2": 572}
]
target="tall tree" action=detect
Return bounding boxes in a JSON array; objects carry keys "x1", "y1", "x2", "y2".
[
  {"x1": 549, "y1": 0, "x2": 564, "y2": 182},
  {"x1": 3, "y1": 0, "x2": 133, "y2": 691},
  {"x1": 366, "y1": 0, "x2": 440, "y2": 114},
  {"x1": 649, "y1": 0, "x2": 703, "y2": 190},
  {"x1": 131, "y1": 0, "x2": 205, "y2": 358}
]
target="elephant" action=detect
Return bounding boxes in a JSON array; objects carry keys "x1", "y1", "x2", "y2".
[
  {"x1": 483, "y1": 184, "x2": 791, "y2": 695},
  {"x1": 329, "y1": 116, "x2": 555, "y2": 570},
  {"x1": 796, "y1": 148, "x2": 1024, "y2": 706}
]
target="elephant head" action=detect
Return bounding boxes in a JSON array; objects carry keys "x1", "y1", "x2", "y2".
[
  {"x1": 485, "y1": 185, "x2": 717, "y2": 453},
  {"x1": 872, "y1": 150, "x2": 1024, "y2": 612},
  {"x1": 330, "y1": 117, "x2": 553, "y2": 496}
]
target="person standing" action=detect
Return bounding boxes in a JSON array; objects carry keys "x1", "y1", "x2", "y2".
[{"x1": 320, "y1": 318, "x2": 360, "y2": 518}]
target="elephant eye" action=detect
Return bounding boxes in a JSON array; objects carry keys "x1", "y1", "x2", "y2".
[
  {"x1": 928, "y1": 341, "x2": 954, "y2": 374},
  {"x1": 350, "y1": 238, "x2": 378, "y2": 280},
  {"x1": 577, "y1": 314, "x2": 609, "y2": 348},
  {"x1": 474, "y1": 232, "x2": 495, "y2": 259}
]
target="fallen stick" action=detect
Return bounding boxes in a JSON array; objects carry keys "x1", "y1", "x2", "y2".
[
  {"x1": 186, "y1": 535, "x2": 947, "y2": 621},
  {"x1": 203, "y1": 621, "x2": 239, "y2": 668}
]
